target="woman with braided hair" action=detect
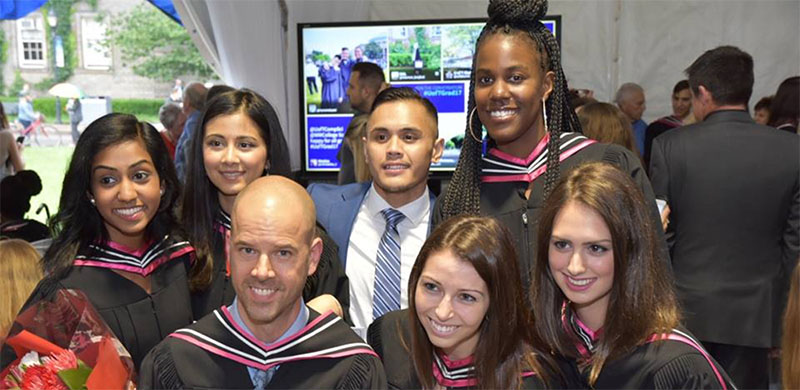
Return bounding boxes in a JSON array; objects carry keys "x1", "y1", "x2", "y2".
[{"x1": 435, "y1": 0, "x2": 662, "y2": 294}]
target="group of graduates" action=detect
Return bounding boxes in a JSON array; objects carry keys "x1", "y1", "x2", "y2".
[{"x1": 2, "y1": 0, "x2": 797, "y2": 388}]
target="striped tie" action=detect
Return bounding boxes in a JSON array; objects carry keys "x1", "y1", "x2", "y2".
[{"x1": 373, "y1": 208, "x2": 405, "y2": 319}]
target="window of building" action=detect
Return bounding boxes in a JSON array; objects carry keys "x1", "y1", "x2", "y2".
[
  {"x1": 81, "y1": 17, "x2": 112, "y2": 69},
  {"x1": 16, "y1": 17, "x2": 46, "y2": 69}
]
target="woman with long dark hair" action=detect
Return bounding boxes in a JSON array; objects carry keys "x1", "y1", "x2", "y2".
[
  {"x1": 369, "y1": 216, "x2": 574, "y2": 389},
  {"x1": 531, "y1": 162, "x2": 732, "y2": 388},
  {"x1": 181, "y1": 88, "x2": 349, "y2": 319},
  {"x1": 435, "y1": 0, "x2": 661, "y2": 295},
  {"x1": 1, "y1": 113, "x2": 194, "y2": 370}
]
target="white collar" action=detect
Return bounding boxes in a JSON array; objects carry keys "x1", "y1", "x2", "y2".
[{"x1": 364, "y1": 182, "x2": 430, "y2": 226}]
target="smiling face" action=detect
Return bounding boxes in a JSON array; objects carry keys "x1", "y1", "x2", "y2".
[
  {"x1": 548, "y1": 200, "x2": 614, "y2": 330},
  {"x1": 203, "y1": 112, "x2": 268, "y2": 213},
  {"x1": 230, "y1": 185, "x2": 322, "y2": 343},
  {"x1": 90, "y1": 139, "x2": 162, "y2": 249},
  {"x1": 474, "y1": 33, "x2": 554, "y2": 159},
  {"x1": 414, "y1": 249, "x2": 490, "y2": 360},
  {"x1": 364, "y1": 99, "x2": 443, "y2": 207},
  {"x1": 671, "y1": 88, "x2": 692, "y2": 120}
]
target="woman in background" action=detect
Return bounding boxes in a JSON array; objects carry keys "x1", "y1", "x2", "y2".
[
  {"x1": 768, "y1": 76, "x2": 799, "y2": 133},
  {"x1": 577, "y1": 102, "x2": 638, "y2": 155},
  {"x1": 531, "y1": 162, "x2": 732, "y2": 388},
  {"x1": 0, "y1": 170, "x2": 50, "y2": 249},
  {"x1": 0, "y1": 239, "x2": 42, "y2": 344}
]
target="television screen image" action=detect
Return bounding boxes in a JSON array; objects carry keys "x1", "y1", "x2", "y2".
[{"x1": 299, "y1": 17, "x2": 561, "y2": 175}]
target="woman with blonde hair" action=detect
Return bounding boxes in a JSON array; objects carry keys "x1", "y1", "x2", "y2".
[
  {"x1": 577, "y1": 102, "x2": 638, "y2": 155},
  {"x1": 0, "y1": 239, "x2": 42, "y2": 343},
  {"x1": 783, "y1": 262, "x2": 800, "y2": 389}
]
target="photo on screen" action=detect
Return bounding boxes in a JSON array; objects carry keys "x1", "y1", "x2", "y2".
[{"x1": 298, "y1": 17, "x2": 560, "y2": 176}]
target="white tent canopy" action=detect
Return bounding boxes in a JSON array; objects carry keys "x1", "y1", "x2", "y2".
[{"x1": 174, "y1": 0, "x2": 800, "y2": 171}]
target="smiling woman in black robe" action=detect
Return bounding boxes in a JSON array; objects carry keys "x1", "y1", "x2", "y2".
[
  {"x1": 530, "y1": 162, "x2": 734, "y2": 388},
  {"x1": 0, "y1": 114, "x2": 194, "y2": 371}
]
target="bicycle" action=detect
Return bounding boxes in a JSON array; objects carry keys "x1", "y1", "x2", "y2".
[{"x1": 16, "y1": 115, "x2": 63, "y2": 147}]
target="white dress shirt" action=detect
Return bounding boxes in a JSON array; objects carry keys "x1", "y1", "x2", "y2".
[{"x1": 346, "y1": 183, "x2": 431, "y2": 335}]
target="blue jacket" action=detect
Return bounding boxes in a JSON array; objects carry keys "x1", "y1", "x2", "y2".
[{"x1": 308, "y1": 181, "x2": 436, "y2": 267}]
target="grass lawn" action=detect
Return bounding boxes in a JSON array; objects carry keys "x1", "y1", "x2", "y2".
[{"x1": 21, "y1": 146, "x2": 73, "y2": 224}]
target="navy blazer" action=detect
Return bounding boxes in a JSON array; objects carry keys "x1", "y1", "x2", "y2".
[{"x1": 307, "y1": 181, "x2": 436, "y2": 268}]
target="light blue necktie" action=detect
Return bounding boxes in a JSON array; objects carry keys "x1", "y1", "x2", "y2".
[
  {"x1": 252, "y1": 367, "x2": 275, "y2": 389},
  {"x1": 373, "y1": 208, "x2": 405, "y2": 319}
]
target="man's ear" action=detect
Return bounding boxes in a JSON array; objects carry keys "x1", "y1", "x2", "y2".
[
  {"x1": 430, "y1": 137, "x2": 444, "y2": 164},
  {"x1": 697, "y1": 85, "x2": 713, "y2": 105},
  {"x1": 307, "y1": 237, "x2": 323, "y2": 276}
]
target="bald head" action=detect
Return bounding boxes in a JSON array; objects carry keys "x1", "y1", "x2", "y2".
[{"x1": 232, "y1": 176, "x2": 317, "y2": 242}]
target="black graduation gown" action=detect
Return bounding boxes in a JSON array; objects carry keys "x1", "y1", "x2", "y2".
[
  {"x1": 434, "y1": 133, "x2": 665, "y2": 295},
  {"x1": 570, "y1": 331, "x2": 735, "y2": 388},
  {"x1": 368, "y1": 309, "x2": 575, "y2": 389},
  {"x1": 0, "y1": 237, "x2": 195, "y2": 371},
  {"x1": 139, "y1": 307, "x2": 387, "y2": 389},
  {"x1": 191, "y1": 213, "x2": 351, "y2": 323}
]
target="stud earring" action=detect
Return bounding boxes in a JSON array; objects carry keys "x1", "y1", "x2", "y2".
[
  {"x1": 159, "y1": 188, "x2": 164, "y2": 196},
  {"x1": 89, "y1": 198, "x2": 96, "y2": 206}
]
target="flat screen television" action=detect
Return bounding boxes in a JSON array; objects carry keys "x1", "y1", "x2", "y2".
[{"x1": 298, "y1": 16, "x2": 561, "y2": 177}]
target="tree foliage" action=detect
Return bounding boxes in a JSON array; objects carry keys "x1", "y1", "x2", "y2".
[{"x1": 106, "y1": 4, "x2": 216, "y2": 82}]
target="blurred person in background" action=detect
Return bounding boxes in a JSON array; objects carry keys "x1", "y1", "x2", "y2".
[
  {"x1": 753, "y1": 96, "x2": 773, "y2": 125},
  {"x1": 578, "y1": 102, "x2": 638, "y2": 155},
  {"x1": 0, "y1": 239, "x2": 43, "y2": 345},
  {"x1": 767, "y1": 76, "x2": 799, "y2": 133},
  {"x1": 0, "y1": 103, "x2": 23, "y2": 182}
]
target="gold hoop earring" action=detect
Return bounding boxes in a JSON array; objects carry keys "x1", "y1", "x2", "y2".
[{"x1": 468, "y1": 107, "x2": 482, "y2": 143}]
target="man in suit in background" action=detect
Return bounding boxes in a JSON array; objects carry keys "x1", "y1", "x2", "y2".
[
  {"x1": 309, "y1": 87, "x2": 443, "y2": 336},
  {"x1": 650, "y1": 45, "x2": 800, "y2": 388}
]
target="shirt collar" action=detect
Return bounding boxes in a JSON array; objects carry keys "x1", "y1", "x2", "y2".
[
  {"x1": 229, "y1": 297, "x2": 309, "y2": 345},
  {"x1": 364, "y1": 182, "x2": 430, "y2": 226}
]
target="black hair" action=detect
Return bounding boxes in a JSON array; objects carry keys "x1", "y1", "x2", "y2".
[
  {"x1": 182, "y1": 88, "x2": 291, "y2": 291},
  {"x1": 205, "y1": 84, "x2": 236, "y2": 107},
  {"x1": 672, "y1": 80, "x2": 690, "y2": 95},
  {"x1": 371, "y1": 87, "x2": 438, "y2": 124},
  {"x1": 352, "y1": 62, "x2": 385, "y2": 92},
  {"x1": 755, "y1": 96, "x2": 774, "y2": 112},
  {"x1": 767, "y1": 76, "x2": 799, "y2": 129},
  {"x1": 0, "y1": 170, "x2": 42, "y2": 220},
  {"x1": 685, "y1": 45, "x2": 753, "y2": 106},
  {"x1": 440, "y1": 0, "x2": 581, "y2": 219},
  {"x1": 43, "y1": 113, "x2": 181, "y2": 278}
]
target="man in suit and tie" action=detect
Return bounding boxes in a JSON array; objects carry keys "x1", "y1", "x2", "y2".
[
  {"x1": 309, "y1": 87, "x2": 444, "y2": 335},
  {"x1": 650, "y1": 46, "x2": 800, "y2": 389}
]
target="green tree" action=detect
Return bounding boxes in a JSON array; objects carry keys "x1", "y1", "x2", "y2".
[
  {"x1": 106, "y1": 4, "x2": 216, "y2": 82},
  {"x1": 363, "y1": 41, "x2": 383, "y2": 61}
]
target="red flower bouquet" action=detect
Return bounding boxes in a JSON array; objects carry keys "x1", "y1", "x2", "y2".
[{"x1": 0, "y1": 290, "x2": 135, "y2": 390}]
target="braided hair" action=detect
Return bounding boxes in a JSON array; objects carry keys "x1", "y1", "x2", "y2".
[{"x1": 440, "y1": 0, "x2": 581, "y2": 220}]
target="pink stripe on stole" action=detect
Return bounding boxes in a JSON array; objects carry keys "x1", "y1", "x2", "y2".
[
  {"x1": 105, "y1": 239, "x2": 154, "y2": 256},
  {"x1": 648, "y1": 333, "x2": 727, "y2": 390},
  {"x1": 432, "y1": 364, "x2": 476, "y2": 388},
  {"x1": 169, "y1": 245, "x2": 195, "y2": 259},
  {"x1": 73, "y1": 256, "x2": 171, "y2": 276},
  {"x1": 170, "y1": 333, "x2": 376, "y2": 371},
  {"x1": 481, "y1": 139, "x2": 597, "y2": 183},
  {"x1": 220, "y1": 306, "x2": 335, "y2": 351},
  {"x1": 487, "y1": 133, "x2": 550, "y2": 166}
]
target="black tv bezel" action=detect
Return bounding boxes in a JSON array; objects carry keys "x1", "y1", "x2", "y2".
[{"x1": 297, "y1": 16, "x2": 562, "y2": 180}]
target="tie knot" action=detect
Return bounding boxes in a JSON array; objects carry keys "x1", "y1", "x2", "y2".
[{"x1": 381, "y1": 208, "x2": 405, "y2": 228}]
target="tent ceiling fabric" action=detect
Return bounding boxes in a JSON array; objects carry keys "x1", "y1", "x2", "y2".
[{"x1": 175, "y1": 0, "x2": 800, "y2": 172}]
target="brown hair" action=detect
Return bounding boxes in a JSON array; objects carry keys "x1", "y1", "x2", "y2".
[
  {"x1": 0, "y1": 239, "x2": 43, "y2": 339},
  {"x1": 408, "y1": 215, "x2": 547, "y2": 389},
  {"x1": 530, "y1": 162, "x2": 679, "y2": 385},
  {"x1": 578, "y1": 102, "x2": 638, "y2": 155},
  {"x1": 783, "y1": 262, "x2": 800, "y2": 389}
]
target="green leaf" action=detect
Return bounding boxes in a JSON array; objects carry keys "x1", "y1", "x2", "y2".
[{"x1": 57, "y1": 364, "x2": 91, "y2": 390}]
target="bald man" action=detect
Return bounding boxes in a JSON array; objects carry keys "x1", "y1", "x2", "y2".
[{"x1": 140, "y1": 177, "x2": 387, "y2": 389}]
